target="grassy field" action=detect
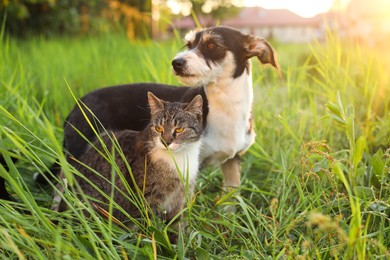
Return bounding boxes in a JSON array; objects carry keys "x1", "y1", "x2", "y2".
[{"x1": 0, "y1": 28, "x2": 389, "y2": 259}]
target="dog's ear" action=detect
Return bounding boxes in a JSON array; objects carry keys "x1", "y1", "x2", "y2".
[
  {"x1": 147, "y1": 92, "x2": 165, "y2": 114},
  {"x1": 244, "y1": 35, "x2": 281, "y2": 77}
]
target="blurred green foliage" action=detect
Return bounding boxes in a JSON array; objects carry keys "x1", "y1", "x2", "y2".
[
  {"x1": 1, "y1": 0, "x2": 243, "y2": 38},
  {"x1": 185, "y1": 0, "x2": 242, "y2": 21},
  {"x1": 0, "y1": 0, "x2": 152, "y2": 37}
]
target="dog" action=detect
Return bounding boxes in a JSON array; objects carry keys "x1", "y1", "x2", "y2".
[
  {"x1": 37, "y1": 26, "x2": 280, "y2": 192},
  {"x1": 0, "y1": 154, "x2": 18, "y2": 201}
]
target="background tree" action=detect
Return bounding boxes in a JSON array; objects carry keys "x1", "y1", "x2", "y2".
[
  {"x1": 178, "y1": 0, "x2": 242, "y2": 22},
  {"x1": 0, "y1": 0, "x2": 152, "y2": 38}
]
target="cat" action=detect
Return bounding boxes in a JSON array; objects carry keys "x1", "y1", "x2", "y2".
[{"x1": 70, "y1": 92, "x2": 203, "y2": 227}]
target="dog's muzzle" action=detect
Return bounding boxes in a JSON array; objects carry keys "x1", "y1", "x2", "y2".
[{"x1": 172, "y1": 58, "x2": 186, "y2": 74}]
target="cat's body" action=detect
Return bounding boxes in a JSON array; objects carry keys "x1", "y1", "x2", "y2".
[{"x1": 72, "y1": 93, "x2": 203, "y2": 224}]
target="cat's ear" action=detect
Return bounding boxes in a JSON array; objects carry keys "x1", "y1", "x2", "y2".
[
  {"x1": 185, "y1": 95, "x2": 203, "y2": 115},
  {"x1": 147, "y1": 92, "x2": 165, "y2": 114}
]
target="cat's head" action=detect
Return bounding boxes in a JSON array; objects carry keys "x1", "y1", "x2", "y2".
[{"x1": 147, "y1": 92, "x2": 203, "y2": 151}]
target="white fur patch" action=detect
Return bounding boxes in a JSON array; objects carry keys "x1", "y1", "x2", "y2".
[
  {"x1": 149, "y1": 140, "x2": 200, "y2": 214},
  {"x1": 200, "y1": 57, "x2": 256, "y2": 166},
  {"x1": 149, "y1": 139, "x2": 201, "y2": 188},
  {"x1": 172, "y1": 50, "x2": 224, "y2": 87},
  {"x1": 184, "y1": 30, "x2": 197, "y2": 43}
]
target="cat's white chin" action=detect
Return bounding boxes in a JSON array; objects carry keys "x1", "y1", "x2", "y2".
[
  {"x1": 155, "y1": 141, "x2": 181, "y2": 152},
  {"x1": 168, "y1": 143, "x2": 181, "y2": 151}
]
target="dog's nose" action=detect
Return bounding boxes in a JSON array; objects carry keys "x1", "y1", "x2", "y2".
[{"x1": 172, "y1": 58, "x2": 186, "y2": 71}]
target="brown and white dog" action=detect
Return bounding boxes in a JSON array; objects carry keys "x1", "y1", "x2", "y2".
[{"x1": 37, "y1": 26, "x2": 280, "y2": 191}]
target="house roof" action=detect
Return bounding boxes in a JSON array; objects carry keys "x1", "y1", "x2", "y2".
[
  {"x1": 171, "y1": 7, "x2": 325, "y2": 30},
  {"x1": 223, "y1": 7, "x2": 321, "y2": 27}
]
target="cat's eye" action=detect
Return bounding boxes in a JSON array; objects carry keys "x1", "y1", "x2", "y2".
[
  {"x1": 175, "y1": 127, "x2": 185, "y2": 133},
  {"x1": 155, "y1": 126, "x2": 164, "y2": 133}
]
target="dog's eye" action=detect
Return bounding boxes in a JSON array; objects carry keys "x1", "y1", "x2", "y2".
[
  {"x1": 186, "y1": 42, "x2": 192, "y2": 49},
  {"x1": 207, "y1": 42, "x2": 215, "y2": 49},
  {"x1": 175, "y1": 127, "x2": 185, "y2": 133},
  {"x1": 155, "y1": 126, "x2": 164, "y2": 133}
]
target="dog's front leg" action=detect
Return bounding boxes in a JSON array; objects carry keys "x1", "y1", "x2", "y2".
[{"x1": 220, "y1": 154, "x2": 241, "y2": 189}]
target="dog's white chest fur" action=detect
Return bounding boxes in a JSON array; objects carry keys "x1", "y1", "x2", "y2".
[{"x1": 200, "y1": 66, "x2": 256, "y2": 166}]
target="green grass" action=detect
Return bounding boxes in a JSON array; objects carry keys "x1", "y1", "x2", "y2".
[{"x1": 0, "y1": 28, "x2": 389, "y2": 259}]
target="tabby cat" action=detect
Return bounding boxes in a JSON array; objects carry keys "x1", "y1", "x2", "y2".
[{"x1": 71, "y1": 92, "x2": 203, "y2": 225}]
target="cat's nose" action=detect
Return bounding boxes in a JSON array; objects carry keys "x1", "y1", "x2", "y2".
[{"x1": 161, "y1": 135, "x2": 173, "y2": 147}]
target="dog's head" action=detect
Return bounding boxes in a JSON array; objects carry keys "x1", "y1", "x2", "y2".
[{"x1": 172, "y1": 26, "x2": 281, "y2": 86}]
